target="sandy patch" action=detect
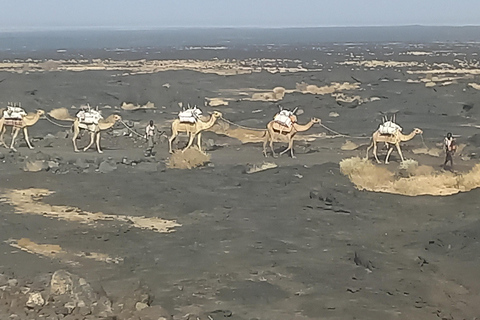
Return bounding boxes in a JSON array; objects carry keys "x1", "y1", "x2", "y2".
[
  {"x1": 121, "y1": 101, "x2": 155, "y2": 111},
  {"x1": 340, "y1": 60, "x2": 422, "y2": 68},
  {"x1": 249, "y1": 87, "x2": 286, "y2": 102},
  {"x1": 0, "y1": 58, "x2": 321, "y2": 76},
  {"x1": 209, "y1": 119, "x2": 267, "y2": 143},
  {"x1": 412, "y1": 147, "x2": 442, "y2": 157},
  {"x1": 341, "y1": 140, "x2": 360, "y2": 151},
  {"x1": 468, "y1": 83, "x2": 480, "y2": 90},
  {"x1": 7, "y1": 238, "x2": 122, "y2": 265},
  {"x1": 0, "y1": 188, "x2": 180, "y2": 233},
  {"x1": 296, "y1": 82, "x2": 360, "y2": 95},
  {"x1": 340, "y1": 157, "x2": 480, "y2": 196},
  {"x1": 206, "y1": 97, "x2": 229, "y2": 107},
  {"x1": 166, "y1": 147, "x2": 211, "y2": 169},
  {"x1": 245, "y1": 162, "x2": 278, "y2": 174},
  {"x1": 406, "y1": 51, "x2": 431, "y2": 56},
  {"x1": 48, "y1": 108, "x2": 76, "y2": 121}
]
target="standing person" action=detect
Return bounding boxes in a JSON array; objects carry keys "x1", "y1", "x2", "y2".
[
  {"x1": 145, "y1": 120, "x2": 157, "y2": 156},
  {"x1": 443, "y1": 132, "x2": 456, "y2": 169}
]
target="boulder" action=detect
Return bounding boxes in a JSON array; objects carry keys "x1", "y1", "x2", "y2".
[
  {"x1": 23, "y1": 160, "x2": 48, "y2": 172},
  {"x1": 98, "y1": 160, "x2": 117, "y2": 173},
  {"x1": 135, "y1": 305, "x2": 172, "y2": 320},
  {"x1": 26, "y1": 292, "x2": 45, "y2": 308}
]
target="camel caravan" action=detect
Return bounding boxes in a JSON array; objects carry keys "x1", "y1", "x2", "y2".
[{"x1": 0, "y1": 100, "x2": 427, "y2": 166}]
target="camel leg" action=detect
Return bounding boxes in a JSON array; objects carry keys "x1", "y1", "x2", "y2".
[
  {"x1": 365, "y1": 140, "x2": 373, "y2": 160},
  {"x1": 385, "y1": 147, "x2": 394, "y2": 164},
  {"x1": 23, "y1": 127, "x2": 34, "y2": 149},
  {"x1": 262, "y1": 135, "x2": 269, "y2": 157},
  {"x1": 280, "y1": 138, "x2": 296, "y2": 158},
  {"x1": 269, "y1": 138, "x2": 277, "y2": 157},
  {"x1": 72, "y1": 126, "x2": 80, "y2": 152},
  {"x1": 10, "y1": 128, "x2": 20, "y2": 152},
  {"x1": 197, "y1": 132, "x2": 202, "y2": 152},
  {"x1": 182, "y1": 133, "x2": 196, "y2": 153},
  {"x1": 396, "y1": 143, "x2": 405, "y2": 162},
  {"x1": 95, "y1": 132, "x2": 103, "y2": 154},
  {"x1": 373, "y1": 141, "x2": 381, "y2": 163},
  {"x1": 83, "y1": 132, "x2": 96, "y2": 152},
  {"x1": 168, "y1": 130, "x2": 178, "y2": 154},
  {"x1": 0, "y1": 125, "x2": 7, "y2": 148}
]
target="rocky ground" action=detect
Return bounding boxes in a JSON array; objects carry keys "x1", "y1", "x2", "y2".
[{"x1": 1, "y1": 41, "x2": 480, "y2": 319}]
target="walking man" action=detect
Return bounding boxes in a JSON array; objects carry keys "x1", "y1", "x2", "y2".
[
  {"x1": 145, "y1": 120, "x2": 157, "y2": 156},
  {"x1": 443, "y1": 132, "x2": 456, "y2": 170}
]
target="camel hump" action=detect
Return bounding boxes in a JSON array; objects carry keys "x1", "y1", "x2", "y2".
[{"x1": 272, "y1": 122, "x2": 293, "y2": 133}]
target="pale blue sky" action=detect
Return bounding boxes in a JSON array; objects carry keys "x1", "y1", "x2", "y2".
[{"x1": 1, "y1": 0, "x2": 479, "y2": 30}]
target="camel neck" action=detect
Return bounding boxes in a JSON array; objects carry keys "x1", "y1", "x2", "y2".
[{"x1": 293, "y1": 120, "x2": 315, "y2": 131}]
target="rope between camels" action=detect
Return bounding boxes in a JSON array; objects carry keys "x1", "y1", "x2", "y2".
[
  {"x1": 219, "y1": 116, "x2": 265, "y2": 131},
  {"x1": 119, "y1": 120, "x2": 145, "y2": 138},
  {"x1": 42, "y1": 115, "x2": 72, "y2": 128},
  {"x1": 220, "y1": 115, "x2": 368, "y2": 139}
]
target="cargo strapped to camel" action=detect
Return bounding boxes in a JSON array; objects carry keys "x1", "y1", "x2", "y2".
[
  {"x1": 76, "y1": 105, "x2": 103, "y2": 125},
  {"x1": 274, "y1": 106, "x2": 298, "y2": 128},
  {"x1": 378, "y1": 115, "x2": 402, "y2": 135},
  {"x1": 3, "y1": 102, "x2": 27, "y2": 120},
  {"x1": 178, "y1": 105, "x2": 202, "y2": 123}
]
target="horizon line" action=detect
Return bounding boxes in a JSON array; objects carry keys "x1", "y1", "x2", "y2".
[{"x1": 2, "y1": 24, "x2": 480, "y2": 33}]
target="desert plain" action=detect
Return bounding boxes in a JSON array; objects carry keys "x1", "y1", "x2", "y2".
[{"x1": 1, "y1": 29, "x2": 480, "y2": 319}]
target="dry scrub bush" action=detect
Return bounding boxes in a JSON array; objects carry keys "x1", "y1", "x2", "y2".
[
  {"x1": 340, "y1": 157, "x2": 480, "y2": 196},
  {"x1": 166, "y1": 148, "x2": 211, "y2": 169}
]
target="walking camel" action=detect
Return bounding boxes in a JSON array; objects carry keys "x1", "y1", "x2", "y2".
[
  {"x1": 0, "y1": 109, "x2": 45, "y2": 152},
  {"x1": 169, "y1": 111, "x2": 222, "y2": 153},
  {"x1": 263, "y1": 117, "x2": 321, "y2": 158},
  {"x1": 71, "y1": 114, "x2": 122, "y2": 153},
  {"x1": 365, "y1": 128, "x2": 423, "y2": 164}
]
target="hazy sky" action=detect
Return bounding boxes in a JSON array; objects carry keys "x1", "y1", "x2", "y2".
[{"x1": 1, "y1": 0, "x2": 479, "y2": 30}]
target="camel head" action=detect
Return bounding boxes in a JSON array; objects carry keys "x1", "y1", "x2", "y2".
[
  {"x1": 311, "y1": 117, "x2": 321, "y2": 124},
  {"x1": 211, "y1": 111, "x2": 222, "y2": 119},
  {"x1": 112, "y1": 114, "x2": 122, "y2": 122},
  {"x1": 36, "y1": 109, "x2": 45, "y2": 116},
  {"x1": 413, "y1": 128, "x2": 423, "y2": 135}
]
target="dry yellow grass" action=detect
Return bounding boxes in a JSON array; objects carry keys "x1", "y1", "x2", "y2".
[
  {"x1": 166, "y1": 147, "x2": 211, "y2": 169},
  {"x1": 340, "y1": 157, "x2": 480, "y2": 196}
]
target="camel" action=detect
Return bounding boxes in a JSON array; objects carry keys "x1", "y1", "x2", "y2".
[
  {"x1": 168, "y1": 111, "x2": 222, "y2": 153},
  {"x1": 263, "y1": 117, "x2": 321, "y2": 158},
  {"x1": 71, "y1": 114, "x2": 122, "y2": 153},
  {"x1": 0, "y1": 109, "x2": 45, "y2": 152},
  {"x1": 365, "y1": 128, "x2": 423, "y2": 164}
]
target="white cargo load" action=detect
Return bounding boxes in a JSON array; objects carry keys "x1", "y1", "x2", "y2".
[
  {"x1": 274, "y1": 109, "x2": 295, "y2": 127},
  {"x1": 378, "y1": 121, "x2": 402, "y2": 135},
  {"x1": 3, "y1": 106, "x2": 27, "y2": 119},
  {"x1": 178, "y1": 107, "x2": 202, "y2": 123},
  {"x1": 76, "y1": 109, "x2": 103, "y2": 124}
]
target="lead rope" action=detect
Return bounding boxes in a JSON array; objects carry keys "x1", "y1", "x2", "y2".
[
  {"x1": 41, "y1": 115, "x2": 72, "y2": 128},
  {"x1": 420, "y1": 133, "x2": 429, "y2": 149},
  {"x1": 119, "y1": 120, "x2": 145, "y2": 138},
  {"x1": 119, "y1": 120, "x2": 167, "y2": 139}
]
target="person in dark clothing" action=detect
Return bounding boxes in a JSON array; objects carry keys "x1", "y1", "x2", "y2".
[{"x1": 443, "y1": 132, "x2": 456, "y2": 169}]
